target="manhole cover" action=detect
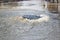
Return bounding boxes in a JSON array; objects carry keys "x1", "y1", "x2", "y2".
[{"x1": 22, "y1": 15, "x2": 41, "y2": 20}]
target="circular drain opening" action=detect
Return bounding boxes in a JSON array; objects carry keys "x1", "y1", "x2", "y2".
[{"x1": 22, "y1": 15, "x2": 41, "y2": 20}]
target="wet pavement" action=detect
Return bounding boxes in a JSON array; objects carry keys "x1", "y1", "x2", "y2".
[{"x1": 0, "y1": 9, "x2": 60, "y2": 40}]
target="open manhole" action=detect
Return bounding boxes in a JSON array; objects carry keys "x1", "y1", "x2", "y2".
[
  {"x1": 22, "y1": 15, "x2": 41, "y2": 20},
  {"x1": 21, "y1": 14, "x2": 49, "y2": 23}
]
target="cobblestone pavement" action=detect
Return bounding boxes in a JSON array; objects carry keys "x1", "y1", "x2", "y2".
[{"x1": 0, "y1": 9, "x2": 60, "y2": 40}]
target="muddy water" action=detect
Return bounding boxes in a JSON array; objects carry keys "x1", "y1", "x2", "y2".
[{"x1": 0, "y1": 9, "x2": 60, "y2": 40}]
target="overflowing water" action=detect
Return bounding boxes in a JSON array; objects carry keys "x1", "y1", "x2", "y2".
[{"x1": 0, "y1": 9, "x2": 60, "y2": 40}]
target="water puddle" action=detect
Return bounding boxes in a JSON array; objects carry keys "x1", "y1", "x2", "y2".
[
  {"x1": 9, "y1": 14, "x2": 49, "y2": 23},
  {"x1": 22, "y1": 15, "x2": 41, "y2": 20}
]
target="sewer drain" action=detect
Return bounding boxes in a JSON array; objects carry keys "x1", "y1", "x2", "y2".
[
  {"x1": 22, "y1": 15, "x2": 41, "y2": 20},
  {"x1": 8, "y1": 14, "x2": 49, "y2": 23}
]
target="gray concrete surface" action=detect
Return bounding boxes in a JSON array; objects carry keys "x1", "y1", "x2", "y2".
[{"x1": 0, "y1": 9, "x2": 60, "y2": 40}]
